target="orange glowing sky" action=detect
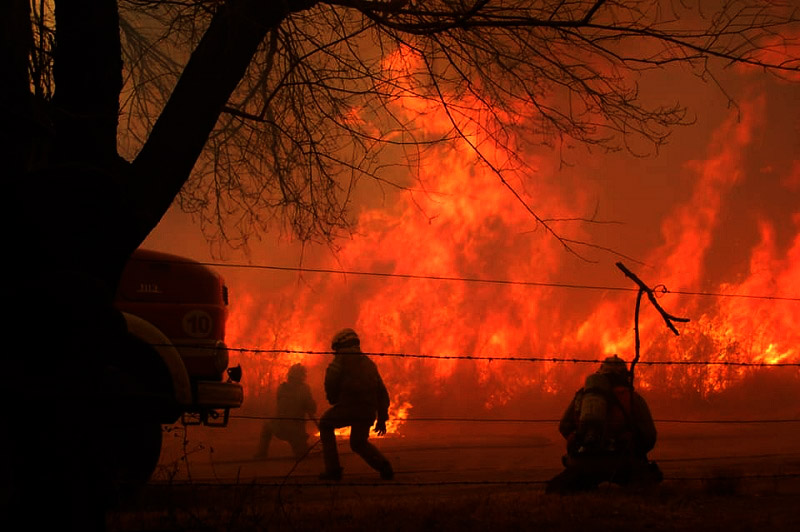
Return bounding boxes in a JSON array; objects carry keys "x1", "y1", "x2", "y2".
[{"x1": 144, "y1": 50, "x2": 799, "y2": 428}]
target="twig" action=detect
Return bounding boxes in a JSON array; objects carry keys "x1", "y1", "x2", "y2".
[{"x1": 616, "y1": 262, "x2": 690, "y2": 384}]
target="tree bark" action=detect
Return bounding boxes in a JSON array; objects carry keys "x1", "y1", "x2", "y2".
[
  {"x1": 7, "y1": 6, "x2": 134, "y2": 527},
  {"x1": 14, "y1": 1, "x2": 135, "y2": 298},
  {"x1": 53, "y1": 0, "x2": 122, "y2": 165},
  {"x1": 0, "y1": 0, "x2": 33, "y2": 180}
]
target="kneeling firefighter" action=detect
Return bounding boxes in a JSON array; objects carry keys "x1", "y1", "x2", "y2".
[{"x1": 546, "y1": 355, "x2": 662, "y2": 494}]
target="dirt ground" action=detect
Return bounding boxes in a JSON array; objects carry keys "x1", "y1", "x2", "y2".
[{"x1": 106, "y1": 419, "x2": 800, "y2": 531}]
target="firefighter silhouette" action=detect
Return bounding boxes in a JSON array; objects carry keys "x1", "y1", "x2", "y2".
[
  {"x1": 254, "y1": 363, "x2": 316, "y2": 459},
  {"x1": 546, "y1": 355, "x2": 662, "y2": 493},
  {"x1": 318, "y1": 328, "x2": 394, "y2": 481}
]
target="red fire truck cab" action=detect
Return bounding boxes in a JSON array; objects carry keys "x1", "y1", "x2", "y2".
[
  {"x1": 107, "y1": 248, "x2": 243, "y2": 492},
  {"x1": 114, "y1": 249, "x2": 244, "y2": 426}
]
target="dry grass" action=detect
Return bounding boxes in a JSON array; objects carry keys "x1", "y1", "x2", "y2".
[{"x1": 107, "y1": 479, "x2": 800, "y2": 532}]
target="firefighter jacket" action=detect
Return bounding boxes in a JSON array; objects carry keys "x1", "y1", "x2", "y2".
[
  {"x1": 273, "y1": 379, "x2": 316, "y2": 438},
  {"x1": 324, "y1": 351, "x2": 390, "y2": 423},
  {"x1": 559, "y1": 380, "x2": 657, "y2": 457}
]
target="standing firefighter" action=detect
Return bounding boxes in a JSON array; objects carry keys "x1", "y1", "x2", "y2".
[
  {"x1": 546, "y1": 355, "x2": 662, "y2": 494},
  {"x1": 318, "y1": 328, "x2": 394, "y2": 481},
  {"x1": 254, "y1": 363, "x2": 317, "y2": 460}
]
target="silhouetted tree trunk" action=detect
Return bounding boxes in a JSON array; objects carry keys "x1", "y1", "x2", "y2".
[
  {"x1": 1, "y1": 0, "x2": 32, "y2": 178},
  {"x1": 3, "y1": 2, "x2": 294, "y2": 529}
]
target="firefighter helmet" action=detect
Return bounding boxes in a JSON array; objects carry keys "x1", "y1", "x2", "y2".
[
  {"x1": 331, "y1": 328, "x2": 360, "y2": 351},
  {"x1": 599, "y1": 354, "x2": 629, "y2": 375},
  {"x1": 287, "y1": 363, "x2": 307, "y2": 381}
]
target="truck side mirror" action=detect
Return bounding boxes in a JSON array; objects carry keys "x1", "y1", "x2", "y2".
[{"x1": 227, "y1": 364, "x2": 242, "y2": 383}]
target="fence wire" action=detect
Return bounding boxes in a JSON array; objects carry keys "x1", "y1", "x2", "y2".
[
  {"x1": 231, "y1": 414, "x2": 800, "y2": 424},
  {"x1": 157, "y1": 472, "x2": 800, "y2": 489},
  {"x1": 140, "y1": 257, "x2": 800, "y2": 302}
]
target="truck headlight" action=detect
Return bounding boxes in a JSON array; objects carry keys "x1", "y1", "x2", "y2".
[{"x1": 213, "y1": 340, "x2": 230, "y2": 374}]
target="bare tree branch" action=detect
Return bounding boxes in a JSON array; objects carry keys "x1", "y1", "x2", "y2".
[{"x1": 103, "y1": 0, "x2": 800, "y2": 249}]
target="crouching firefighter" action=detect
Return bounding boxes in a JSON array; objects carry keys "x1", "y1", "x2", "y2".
[{"x1": 546, "y1": 355, "x2": 663, "y2": 494}]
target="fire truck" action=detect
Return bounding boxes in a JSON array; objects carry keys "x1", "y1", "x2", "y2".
[{"x1": 111, "y1": 248, "x2": 243, "y2": 487}]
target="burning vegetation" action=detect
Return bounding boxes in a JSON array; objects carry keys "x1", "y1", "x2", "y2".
[{"x1": 208, "y1": 48, "x2": 799, "y2": 435}]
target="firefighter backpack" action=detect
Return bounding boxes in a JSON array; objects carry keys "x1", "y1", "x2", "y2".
[{"x1": 574, "y1": 372, "x2": 634, "y2": 454}]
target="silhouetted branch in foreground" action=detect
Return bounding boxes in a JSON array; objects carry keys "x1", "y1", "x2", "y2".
[{"x1": 616, "y1": 261, "x2": 690, "y2": 384}]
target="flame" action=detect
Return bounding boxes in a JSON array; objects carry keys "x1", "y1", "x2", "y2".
[{"x1": 223, "y1": 45, "x2": 799, "y2": 431}]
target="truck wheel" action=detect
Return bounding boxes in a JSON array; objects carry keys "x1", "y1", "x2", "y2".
[{"x1": 106, "y1": 417, "x2": 163, "y2": 506}]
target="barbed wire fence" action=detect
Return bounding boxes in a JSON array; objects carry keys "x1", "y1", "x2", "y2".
[
  {"x1": 146, "y1": 428, "x2": 800, "y2": 532},
  {"x1": 119, "y1": 257, "x2": 800, "y2": 530},
  {"x1": 148, "y1": 342, "x2": 800, "y2": 367},
  {"x1": 133, "y1": 257, "x2": 800, "y2": 302},
  {"x1": 157, "y1": 471, "x2": 800, "y2": 489},
  {"x1": 231, "y1": 414, "x2": 800, "y2": 424},
  {"x1": 145, "y1": 346, "x2": 799, "y2": 512},
  {"x1": 137, "y1": 409, "x2": 800, "y2": 528}
]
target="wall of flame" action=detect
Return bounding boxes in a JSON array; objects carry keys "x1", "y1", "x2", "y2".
[{"x1": 147, "y1": 46, "x2": 799, "y2": 437}]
